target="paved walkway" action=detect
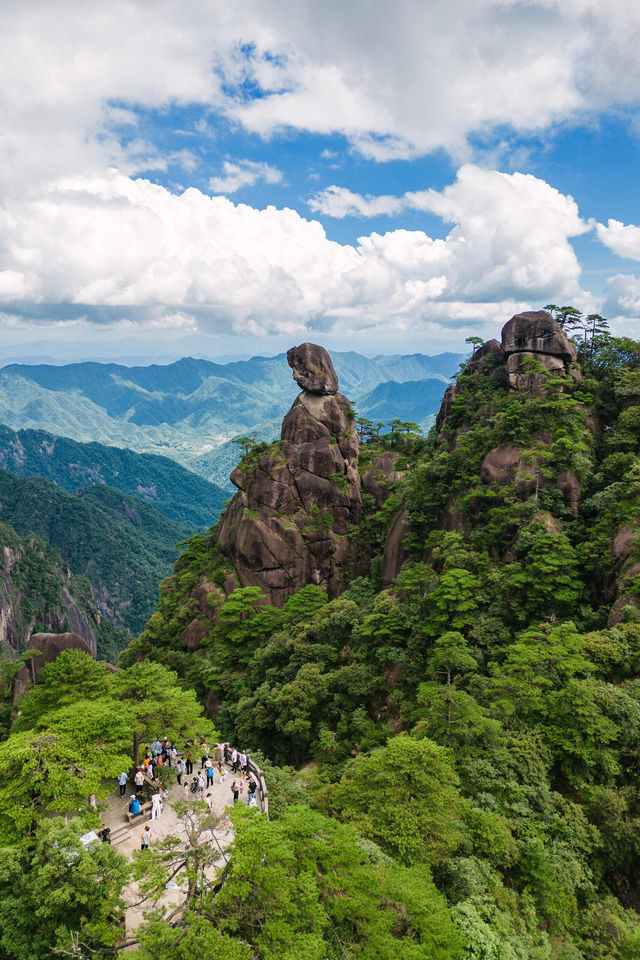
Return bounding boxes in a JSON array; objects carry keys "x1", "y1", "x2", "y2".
[
  {"x1": 94, "y1": 763, "x2": 258, "y2": 946},
  {"x1": 100, "y1": 766, "x2": 241, "y2": 855}
]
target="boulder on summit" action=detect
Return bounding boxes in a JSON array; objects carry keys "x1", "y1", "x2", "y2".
[{"x1": 287, "y1": 342, "x2": 339, "y2": 395}]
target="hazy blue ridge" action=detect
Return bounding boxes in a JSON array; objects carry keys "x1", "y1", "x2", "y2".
[
  {"x1": 0, "y1": 352, "x2": 462, "y2": 486},
  {"x1": 357, "y1": 377, "x2": 450, "y2": 429}
]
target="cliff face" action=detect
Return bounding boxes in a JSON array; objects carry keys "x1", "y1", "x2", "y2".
[
  {"x1": 216, "y1": 344, "x2": 362, "y2": 605},
  {"x1": 0, "y1": 525, "x2": 97, "y2": 656}
]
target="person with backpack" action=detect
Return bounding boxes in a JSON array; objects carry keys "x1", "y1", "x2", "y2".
[
  {"x1": 140, "y1": 825, "x2": 152, "y2": 850},
  {"x1": 205, "y1": 757, "x2": 214, "y2": 787},
  {"x1": 185, "y1": 749, "x2": 193, "y2": 775}
]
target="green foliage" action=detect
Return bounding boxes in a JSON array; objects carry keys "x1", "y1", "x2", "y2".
[
  {"x1": 137, "y1": 805, "x2": 465, "y2": 960},
  {"x1": 0, "y1": 817, "x2": 128, "y2": 959},
  {"x1": 320, "y1": 735, "x2": 465, "y2": 865},
  {"x1": 0, "y1": 423, "x2": 227, "y2": 529},
  {"x1": 36, "y1": 314, "x2": 640, "y2": 956},
  {"x1": 0, "y1": 468, "x2": 191, "y2": 640},
  {"x1": 0, "y1": 651, "x2": 215, "y2": 837}
]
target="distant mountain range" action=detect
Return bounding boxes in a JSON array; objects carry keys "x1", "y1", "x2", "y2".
[
  {"x1": 0, "y1": 351, "x2": 461, "y2": 487},
  {"x1": 0, "y1": 425, "x2": 227, "y2": 529}
]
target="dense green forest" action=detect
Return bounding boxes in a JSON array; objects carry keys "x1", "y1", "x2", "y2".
[
  {"x1": 2, "y1": 312, "x2": 640, "y2": 958},
  {"x1": 0, "y1": 470, "x2": 191, "y2": 641},
  {"x1": 0, "y1": 424, "x2": 228, "y2": 528}
]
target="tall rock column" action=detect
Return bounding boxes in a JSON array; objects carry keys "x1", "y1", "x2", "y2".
[{"x1": 216, "y1": 343, "x2": 361, "y2": 605}]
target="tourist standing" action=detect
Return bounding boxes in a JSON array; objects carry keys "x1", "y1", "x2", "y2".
[
  {"x1": 247, "y1": 776, "x2": 257, "y2": 805},
  {"x1": 117, "y1": 771, "x2": 128, "y2": 797},
  {"x1": 151, "y1": 790, "x2": 163, "y2": 820},
  {"x1": 140, "y1": 825, "x2": 152, "y2": 850},
  {"x1": 231, "y1": 780, "x2": 240, "y2": 804},
  {"x1": 205, "y1": 758, "x2": 214, "y2": 787},
  {"x1": 185, "y1": 749, "x2": 193, "y2": 775}
]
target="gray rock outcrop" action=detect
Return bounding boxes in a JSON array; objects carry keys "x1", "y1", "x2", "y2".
[
  {"x1": 216, "y1": 344, "x2": 361, "y2": 605},
  {"x1": 287, "y1": 342, "x2": 339, "y2": 395},
  {"x1": 436, "y1": 310, "x2": 582, "y2": 431},
  {"x1": 12, "y1": 631, "x2": 94, "y2": 703}
]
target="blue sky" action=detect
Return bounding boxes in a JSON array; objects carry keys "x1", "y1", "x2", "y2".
[{"x1": 3, "y1": 1, "x2": 640, "y2": 362}]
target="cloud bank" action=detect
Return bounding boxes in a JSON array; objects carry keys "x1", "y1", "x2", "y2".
[
  {"x1": 0, "y1": 166, "x2": 591, "y2": 337},
  {"x1": 2, "y1": 1, "x2": 640, "y2": 343}
]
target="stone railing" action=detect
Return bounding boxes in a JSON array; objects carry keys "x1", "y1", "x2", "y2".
[{"x1": 222, "y1": 744, "x2": 269, "y2": 818}]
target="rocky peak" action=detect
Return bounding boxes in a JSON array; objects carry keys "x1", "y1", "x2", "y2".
[
  {"x1": 436, "y1": 310, "x2": 582, "y2": 434},
  {"x1": 287, "y1": 342, "x2": 339, "y2": 395},
  {"x1": 214, "y1": 344, "x2": 361, "y2": 608},
  {"x1": 501, "y1": 310, "x2": 576, "y2": 362}
]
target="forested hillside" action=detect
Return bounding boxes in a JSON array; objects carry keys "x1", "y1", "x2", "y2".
[
  {"x1": 0, "y1": 470, "x2": 191, "y2": 644},
  {"x1": 2, "y1": 310, "x2": 640, "y2": 958},
  {"x1": 0, "y1": 520, "x2": 109, "y2": 663},
  {"x1": 0, "y1": 424, "x2": 227, "y2": 528},
  {"x1": 120, "y1": 311, "x2": 640, "y2": 957}
]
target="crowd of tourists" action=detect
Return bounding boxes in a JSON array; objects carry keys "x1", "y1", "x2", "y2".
[{"x1": 115, "y1": 738, "x2": 260, "y2": 842}]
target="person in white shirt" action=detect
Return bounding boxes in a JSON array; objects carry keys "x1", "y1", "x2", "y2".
[{"x1": 150, "y1": 791, "x2": 163, "y2": 820}]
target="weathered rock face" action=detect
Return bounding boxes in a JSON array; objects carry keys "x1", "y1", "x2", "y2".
[
  {"x1": 12, "y1": 632, "x2": 93, "y2": 703},
  {"x1": 436, "y1": 310, "x2": 582, "y2": 430},
  {"x1": 479, "y1": 444, "x2": 582, "y2": 515},
  {"x1": 217, "y1": 345, "x2": 361, "y2": 605},
  {"x1": 0, "y1": 536, "x2": 97, "y2": 656},
  {"x1": 501, "y1": 310, "x2": 581, "y2": 391},
  {"x1": 361, "y1": 452, "x2": 405, "y2": 509},
  {"x1": 501, "y1": 310, "x2": 575, "y2": 361},
  {"x1": 606, "y1": 524, "x2": 640, "y2": 625},
  {"x1": 287, "y1": 342, "x2": 339, "y2": 395},
  {"x1": 382, "y1": 508, "x2": 410, "y2": 586}
]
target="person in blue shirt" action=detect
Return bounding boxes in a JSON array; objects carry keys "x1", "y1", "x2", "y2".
[
  {"x1": 117, "y1": 771, "x2": 128, "y2": 797},
  {"x1": 128, "y1": 795, "x2": 140, "y2": 816}
]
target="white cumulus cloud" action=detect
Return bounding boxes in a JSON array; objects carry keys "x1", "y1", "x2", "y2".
[
  {"x1": 596, "y1": 219, "x2": 640, "y2": 261},
  {"x1": 3, "y1": 0, "x2": 640, "y2": 191},
  {"x1": 210, "y1": 160, "x2": 283, "y2": 194},
  {"x1": 0, "y1": 166, "x2": 593, "y2": 339}
]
